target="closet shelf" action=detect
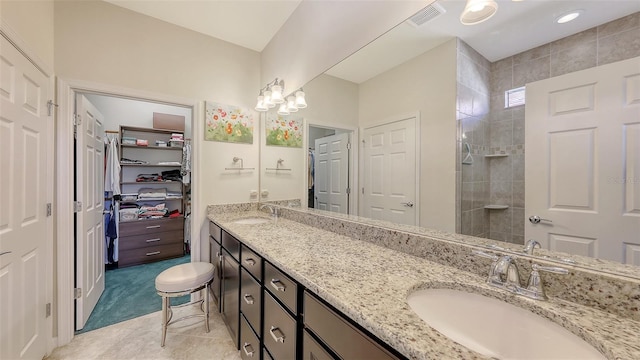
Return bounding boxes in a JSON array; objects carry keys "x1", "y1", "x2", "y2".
[
  {"x1": 485, "y1": 154, "x2": 509, "y2": 158},
  {"x1": 120, "y1": 181, "x2": 182, "y2": 185},
  {"x1": 120, "y1": 197, "x2": 184, "y2": 202},
  {"x1": 484, "y1": 205, "x2": 509, "y2": 210},
  {"x1": 121, "y1": 144, "x2": 182, "y2": 151},
  {"x1": 120, "y1": 163, "x2": 183, "y2": 167}
]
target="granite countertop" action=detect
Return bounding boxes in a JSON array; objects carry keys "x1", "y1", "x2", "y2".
[{"x1": 208, "y1": 210, "x2": 640, "y2": 360}]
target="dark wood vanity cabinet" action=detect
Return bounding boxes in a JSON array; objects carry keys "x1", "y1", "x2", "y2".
[
  {"x1": 209, "y1": 220, "x2": 405, "y2": 360},
  {"x1": 209, "y1": 222, "x2": 222, "y2": 312}
]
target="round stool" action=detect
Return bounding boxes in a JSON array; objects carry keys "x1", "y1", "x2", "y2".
[{"x1": 155, "y1": 262, "x2": 215, "y2": 347}]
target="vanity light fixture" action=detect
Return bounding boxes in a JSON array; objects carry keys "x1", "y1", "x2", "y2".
[
  {"x1": 556, "y1": 10, "x2": 583, "y2": 24},
  {"x1": 460, "y1": 0, "x2": 498, "y2": 25},
  {"x1": 255, "y1": 79, "x2": 308, "y2": 113}
]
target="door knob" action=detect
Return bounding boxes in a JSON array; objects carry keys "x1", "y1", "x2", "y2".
[
  {"x1": 529, "y1": 215, "x2": 552, "y2": 224},
  {"x1": 401, "y1": 201, "x2": 414, "y2": 208}
]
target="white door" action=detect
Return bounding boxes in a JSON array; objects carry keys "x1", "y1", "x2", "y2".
[
  {"x1": 75, "y1": 94, "x2": 106, "y2": 329},
  {"x1": 0, "y1": 35, "x2": 50, "y2": 359},
  {"x1": 314, "y1": 132, "x2": 350, "y2": 213},
  {"x1": 362, "y1": 117, "x2": 417, "y2": 225},
  {"x1": 526, "y1": 57, "x2": 640, "y2": 264}
]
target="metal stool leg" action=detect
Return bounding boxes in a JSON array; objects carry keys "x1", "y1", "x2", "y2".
[
  {"x1": 161, "y1": 296, "x2": 168, "y2": 347},
  {"x1": 204, "y1": 283, "x2": 210, "y2": 333}
]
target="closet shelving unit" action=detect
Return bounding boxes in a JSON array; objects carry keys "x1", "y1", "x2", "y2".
[{"x1": 117, "y1": 126, "x2": 185, "y2": 267}]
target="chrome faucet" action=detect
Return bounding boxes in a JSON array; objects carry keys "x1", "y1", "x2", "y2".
[
  {"x1": 473, "y1": 250, "x2": 567, "y2": 300},
  {"x1": 523, "y1": 239, "x2": 541, "y2": 255},
  {"x1": 259, "y1": 204, "x2": 278, "y2": 218}
]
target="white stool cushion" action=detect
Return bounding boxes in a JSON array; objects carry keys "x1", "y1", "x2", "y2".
[{"x1": 155, "y1": 262, "x2": 214, "y2": 293}]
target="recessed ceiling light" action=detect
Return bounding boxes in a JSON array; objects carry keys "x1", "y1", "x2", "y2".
[{"x1": 556, "y1": 10, "x2": 583, "y2": 24}]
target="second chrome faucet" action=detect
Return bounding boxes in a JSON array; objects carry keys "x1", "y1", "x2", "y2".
[{"x1": 473, "y1": 249, "x2": 568, "y2": 300}]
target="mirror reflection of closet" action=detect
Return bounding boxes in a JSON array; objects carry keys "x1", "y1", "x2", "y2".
[{"x1": 307, "y1": 125, "x2": 354, "y2": 215}]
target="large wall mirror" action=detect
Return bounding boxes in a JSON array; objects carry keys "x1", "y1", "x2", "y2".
[{"x1": 259, "y1": 1, "x2": 640, "y2": 274}]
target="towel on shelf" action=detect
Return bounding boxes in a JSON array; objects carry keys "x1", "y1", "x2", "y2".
[{"x1": 138, "y1": 188, "x2": 167, "y2": 199}]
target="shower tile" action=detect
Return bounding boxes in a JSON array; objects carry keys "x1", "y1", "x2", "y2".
[
  {"x1": 471, "y1": 208, "x2": 485, "y2": 236},
  {"x1": 512, "y1": 154, "x2": 525, "y2": 181},
  {"x1": 510, "y1": 234, "x2": 525, "y2": 245},
  {"x1": 490, "y1": 181, "x2": 512, "y2": 207},
  {"x1": 511, "y1": 207, "x2": 525, "y2": 237},
  {"x1": 488, "y1": 231, "x2": 509, "y2": 243},
  {"x1": 472, "y1": 157, "x2": 486, "y2": 182},
  {"x1": 513, "y1": 56, "x2": 550, "y2": 88},
  {"x1": 473, "y1": 90, "x2": 490, "y2": 117},
  {"x1": 598, "y1": 28, "x2": 640, "y2": 66},
  {"x1": 473, "y1": 182, "x2": 488, "y2": 209},
  {"x1": 550, "y1": 28, "x2": 597, "y2": 53},
  {"x1": 513, "y1": 181, "x2": 525, "y2": 208},
  {"x1": 462, "y1": 182, "x2": 474, "y2": 212},
  {"x1": 490, "y1": 67, "x2": 513, "y2": 96},
  {"x1": 513, "y1": 44, "x2": 550, "y2": 65},
  {"x1": 551, "y1": 41, "x2": 597, "y2": 77},
  {"x1": 457, "y1": 84, "x2": 474, "y2": 115},
  {"x1": 598, "y1": 12, "x2": 640, "y2": 39},
  {"x1": 491, "y1": 56, "x2": 513, "y2": 73},
  {"x1": 459, "y1": 39, "x2": 491, "y2": 71},
  {"x1": 513, "y1": 117, "x2": 526, "y2": 146},
  {"x1": 489, "y1": 156, "x2": 513, "y2": 182},
  {"x1": 461, "y1": 210, "x2": 472, "y2": 235},
  {"x1": 489, "y1": 119, "x2": 513, "y2": 147}
]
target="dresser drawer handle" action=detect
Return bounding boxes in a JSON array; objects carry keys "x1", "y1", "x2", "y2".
[
  {"x1": 269, "y1": 326, "x2": 285, "y2": 343},
  {"x1": 243, "y1": 258, "x2": 256, "y2": 266},
  {"x1": 243, "y1": 294, "x2": 254, "y2": 305},
  {"x1": 146, "y1": 225, "x2": 161, "y2": 229},
  {"x1": 146, "y1": 251, "x2": 161, "y2": 256},
  {"x1": 242, "y1": 342, "x2": 255, "y2": 357},
  {"x1": 145, "y1": 238, "x2": 161, "y2": 243},
  {"x1": 270, "y1": 279, "x2": 286, "y2": 292}
]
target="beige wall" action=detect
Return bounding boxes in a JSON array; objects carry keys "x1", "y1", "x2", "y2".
[
  {"x1": 54, "y1": 0, "x2": 262, "y2": 264},
  {"x1": 359, "y1": 39, "x2": 458, "y2": 232},
  {"x1": 1, "y1": 0, "x2": 55, "y2": 70}
]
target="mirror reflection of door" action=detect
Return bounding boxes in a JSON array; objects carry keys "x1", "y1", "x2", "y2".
[{"x1": 308, "y1": 126, "x2": 352, "y2": 214}]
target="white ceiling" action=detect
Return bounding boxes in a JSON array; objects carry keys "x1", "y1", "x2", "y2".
[{"x1": 104, "y1": 0, "x2": 639, "y2": 84}]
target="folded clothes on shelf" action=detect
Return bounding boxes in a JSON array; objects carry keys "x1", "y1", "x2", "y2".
[
  {"x1": 161, "y1": 169, "x2": 181, "y2": 182},
  {"x1": 138, "y1": 203, "x2": 169, "y2": 218},
  {"x1": 138, "y1": 187, "x2": 167, "y2": 199},
  {"x1": 136, "y1": 173, "x2": 163, "y2": 182},
  {"x1": 121, "y1": 158, "x2": 149, "y2": 165}
]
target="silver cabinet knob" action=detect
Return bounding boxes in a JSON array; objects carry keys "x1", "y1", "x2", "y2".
[
  {"x1": 401, "y1": 201, "x2": 414, "y2": 208},
  {"x1": 529, "y1": 215, "x2": 552, "y2": 224}
]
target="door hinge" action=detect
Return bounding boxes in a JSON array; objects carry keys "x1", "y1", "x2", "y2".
[
  {"x1": 46, "y1": 303, "x2": 51, "y2": 317},
  {"x1": 362, "y1": 187, "x2": 365, "y2": 194},
  {"x1": 73, "y1": 114, "x2": 81, "y2": 138},
  {"x1": 46, "y1": 203, "x2": 52, "y2": 217},
  {"x1": 74, "y1": 288, "x2": 82, "y2": 299},
  {"x1": 346, "y1": 187, "x2": 351, "y2": 195},
  {"x1": 347, "y1": 142, "x2": 352, "y2": 150},
  {"x1": 47, "y1": 100, "x2": 58, "y2": 116},
  {"x1": 74, "y1": 201, "x2": 82, "y2": 213}
]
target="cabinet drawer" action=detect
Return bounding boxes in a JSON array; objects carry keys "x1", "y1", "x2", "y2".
[
  {"x1": 264, "y1": 292, "x2": 297, "y2": 360},
  {"x1": 241, "y1": 245, "x2": 262, "y2": 282},
  {"x1": 240, "y1": 315, "x2": 259, "y2": 360},
  {"x1": 119, "y1": 217, "x2": 183, "y2": 237},
  {"x1": 209, "y1": 221, "x2": 222, "y2": 243},
  {"x1": 222, "y1": 231, "x2": 240, "y2": 261},
  {"x1": 303, "y1": 330, "x2": 334, "y2": 360},
  {"x1": 118, "y1": 243, "x2": 183, "y2": 267},
  {"x1": 304, "y1": 291, "x2": 398, "y2": 360},
  {"x1": 240, "y1": 268, "x2": 261, "y2": 337},
  {"x1": 119, "y1": 229, "x2": 182, "y2": 251},
  {"x1": 265, "y1": 261, "x2": 298, "y2": 314}
]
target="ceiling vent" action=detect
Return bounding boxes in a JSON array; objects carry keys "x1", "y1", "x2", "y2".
[{"x1": 406, "y1": 2, "x2": 446, "y2": 27}]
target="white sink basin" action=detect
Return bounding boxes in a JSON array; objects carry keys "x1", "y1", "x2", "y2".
[
  {"x1": 407, "y1": 288, "x2": 605, "y2": 360},
  {"x1": 232, "y1": 217, "x2": 270, "y2": 225}
]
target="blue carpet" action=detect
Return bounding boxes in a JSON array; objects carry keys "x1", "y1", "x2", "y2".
[{"x1": 76, "y1": 255, "x2": 190, "y2": 334}]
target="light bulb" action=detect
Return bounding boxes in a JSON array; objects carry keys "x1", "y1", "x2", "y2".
[
  {"x1": 286, "y1": 96, "x2": 298, "y2": 112},
  {"x1": 255, "y1": 95, "x2": 267, "y2": 112},
  {"x1": 295, "y1": 90, "x2": 307, "y2": 108},
  {"x1": 271, "y1": 84, "x2": 284, "y2": 104},
  {"x1": 277, "y1": 103, "x2": 289, "y2": 116},
  {"x1": 264, "y1": 89, "x2": 275, "y2": 108}
]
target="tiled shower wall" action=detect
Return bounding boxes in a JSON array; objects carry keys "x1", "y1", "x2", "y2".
[{"x1": 457, "y1": 12, "x2": 640, "y2": 244}]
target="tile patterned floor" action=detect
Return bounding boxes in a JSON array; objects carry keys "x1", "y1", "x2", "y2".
[{"x1": 47, "y1": 303, "x2": 241, "y2": 360}]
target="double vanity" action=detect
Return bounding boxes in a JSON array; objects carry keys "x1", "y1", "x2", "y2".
[{"x1": 207, "y1": 203, "x2": 640, "y2": 359}]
